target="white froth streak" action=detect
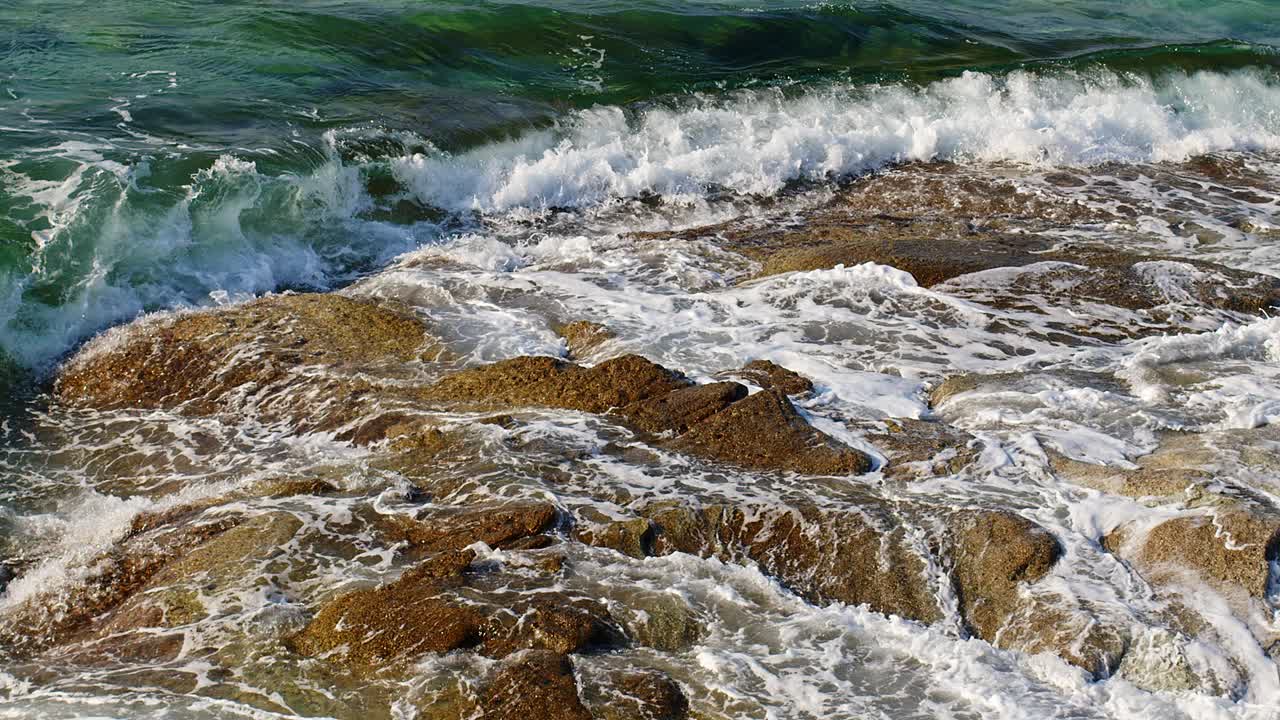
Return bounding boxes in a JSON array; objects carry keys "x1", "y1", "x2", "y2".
[
  {"x1": 1119, "y1": 316, "x2": 1280, "y2": 428},
  {"x1": 392, "y1": 69, "x2": 1280, "y2": 214}
]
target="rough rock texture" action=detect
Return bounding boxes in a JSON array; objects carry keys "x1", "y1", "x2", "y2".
[
  {"x1": 667, "y1": 390, "x2": 871, "y2": 475},
  {"x1": 54, "y1": 293, "x2": 443, "y2": 437},
  {"x1": 382, "y1": 502, "x2": 560, "y2": 552},
  {"x1": 720, "y1": 360, "x2": 815, "y2": 396},
  {"x1": 556, "y1": 320, "x2": 617, "y2": 361},
  {"x1": 622, "y1": 382, "x2": 748, "y2": 436},
  {"x1": 481, "y1": 650, "x2": 593, "y2": 720},
  {"x1": 949, "y1": 510, "x2": 1063, "y2": 642},
  {"x1": 289, "y1": 550, "x2": 622, "y2": 674},
  {"x1": 421, "y1": 355, "x2": 688, "y2": 416},
  {"x1": 1105, "y1": 506, "x2": 1280, "y2": 602},
  {"x1": 423, "y1": 355, "x2": 872, "y2": 475},
  {"x1": 642, "y1": 500, "x2": 941, "y2": 623},
  {"x1": 859, "y1": 418, "x2": 980, "y2": 481},
  {"x1": 584, "y1": 669, "x2": 691, "y2": 720}
]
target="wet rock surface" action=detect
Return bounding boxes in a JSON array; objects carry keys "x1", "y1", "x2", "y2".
[
  {"x1": 54, "y1": 293, "x2": 444, "y2": 435},
  {"x1": 556, "y1": 320, "x2": 618, "y2": 361},
  {"x1": 422, "y1": 355, "x2": 871, "y2": 475},
  {"x1": 718, "y1": 359, "x2": 815, "y2": 396},
  {"x1": 481, "y1": 650, "x2": 594, "y2": 720},
  {"x1": 290, "y1": 546, "x2": 622, "y2": 674},
  {"x1": 858, "y1": 418, "x2": 980, "y2": 481},
  {"x1": 1105, "y1": 506, "x2": 1280, "y2": 603},
  {"x1": 583, "y1": 668, "x2": 691, "y2": 720}
]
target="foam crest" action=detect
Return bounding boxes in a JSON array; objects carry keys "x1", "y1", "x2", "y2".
[{"x1": 393, "y1": 69, "x2": 1280, "y2": 213}]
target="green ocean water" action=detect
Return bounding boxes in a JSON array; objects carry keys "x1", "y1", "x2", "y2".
[{"x1": 1, "y1": 0, "x2": 1279, "y2": 378}]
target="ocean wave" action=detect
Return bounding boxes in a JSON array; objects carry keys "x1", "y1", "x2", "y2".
[
  {"x1": 2, "y1": 68, "x2": 1279, "y2": 372},
  {"x1": 395, "y1": 68, "x2": 1280, "y2": 212}
]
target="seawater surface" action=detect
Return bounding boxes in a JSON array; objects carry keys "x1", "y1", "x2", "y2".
[{"x1": 2, "y1": 2, "x2": 1280, "y2": 719}]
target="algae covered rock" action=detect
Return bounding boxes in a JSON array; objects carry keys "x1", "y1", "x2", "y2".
[
  {"x1": 615, "y1": 591, "x2": 703, "y2": 653},
  {"x1": 481, "y1": 650, "x2": 593, "y2": 720},
  {"x1": 583, "y1": 668, "x2": 691, "y2": 720},
  {"x1": 574, "y1": 508, "x2": 654, "y2": 559}
]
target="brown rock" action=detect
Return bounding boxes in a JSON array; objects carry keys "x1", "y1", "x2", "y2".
[
  {"x1": 422, "y1": 355, "x2": 688, "y2": 415},
  {"x1": 480, "y1": 651, "x2": 592, "y2": 720},
  {"x1": 0, "y1": 512, "x2": 242, "y2": 657},
  {"x1": 1105, "y1": 506, "x2": 1280, "y2": 602},
  {"x1": 383, "y1": 502, "x2": 559, "y2": 552},
  {"x1": 668, "y1": 390, "x2": 871, "y2": 475},
  {"x1": 587, "y1": 669, "x2": 690, "y2": 720},
  {"x1": 620, "y1": 382, "x2": 748, "y2": 436},
  {"x1": 861, "y1": 418, "x2": 979, "y2": 481},
  {"x1": 993, "y1": 596, "x2": 1130, "y2": 678},
  {"x1": 96, "y1": 512, "x2": 304, "y2": 637},
  {"x1": 929, "y1": 372, "x2": 1026, "y2": 408},
  {"x1": 724, "y1": 360, "x2": 815, "y2": 396},
  {"x1": 290, "y1": 552, "x2": 621, "y2": 674},
  {"x1": 53, "y1": 294, "x2": 446, "y2": 440},
  {"x1": 643, "y1": 501, "x2": 941, "y2": 623},
  {"x1": 574, "y1": 508, "x2": 654, "y2": 559},
  {"x1": 423, "y1": 357, "x2": 870, "y2": 476},
  {"x1": 479, "y1": 595, "x2": 620, "y2": 658},
  {"x1": 616, "y1": 592, "x2": 703, "y2": 652},
  {"x1": 949, "y1": 510, "x2": 1063, "y2": 643},
  {"x1": 556, "y1": 320, "x2": 617, "y2": 360}
]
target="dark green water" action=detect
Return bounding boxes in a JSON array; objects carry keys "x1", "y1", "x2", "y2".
[{"x1": 2, "y1": 1, "x2": 1279, "y2": 374}]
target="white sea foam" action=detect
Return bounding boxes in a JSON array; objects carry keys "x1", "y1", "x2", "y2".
[{"x1": 392, "y1": 69, "x2": 1280, "y2": 214}]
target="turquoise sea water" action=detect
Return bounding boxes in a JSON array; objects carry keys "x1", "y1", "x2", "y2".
[{"x1": 1, "y1": 1, "x2": 1279, "y2": 376}]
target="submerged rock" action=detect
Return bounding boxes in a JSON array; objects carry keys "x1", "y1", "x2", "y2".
[
  {"x1": 555, "y1": 320, "x2": 617, "y2": 361},
  {"x1": 583, "y1": 668, "x2": 690, "y2": 720},
  {"x1": 1117, "y1": 628, "x2": 1223, "y2": 695},
  {"x1": 574, "y1": 508, "x2": 654, "y2": 560},
  {"x1": 858, "y1": 418, "x2": 980, "y2": 481},
  {"x1": 640, "y1": 500, "x2": 939, "y2": 622},
  {"x1": 0, "y1": 510, "x2": 244, "y2": 657},
  {"x1": 614, "y1": 591, "x2": 704, "y2": 653}
]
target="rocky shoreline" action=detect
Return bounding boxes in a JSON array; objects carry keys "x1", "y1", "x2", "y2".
[{"x1": 3, "y1": 159, "x2": 1280, "y2": 717}]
